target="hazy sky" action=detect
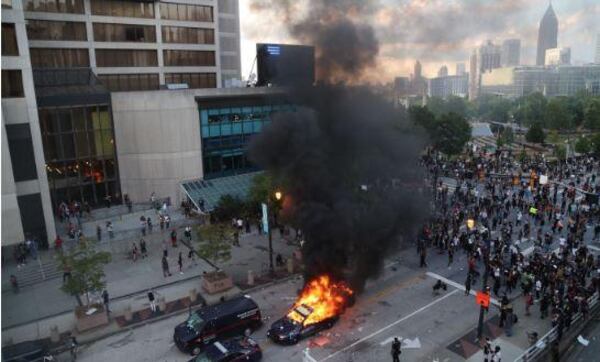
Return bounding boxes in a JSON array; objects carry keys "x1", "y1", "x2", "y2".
[{"x1": 239, "y1": 0, "x2": 600, "y2": 83}]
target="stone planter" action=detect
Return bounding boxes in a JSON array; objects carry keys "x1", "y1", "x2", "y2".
[
  {"x1": 202, "y1": 271, "x2": 233, "y2": 294},
  {"x1": 75, "y1": 304, "x2": 109, "y2": 333}
]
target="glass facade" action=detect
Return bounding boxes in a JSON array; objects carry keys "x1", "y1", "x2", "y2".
[
  {"x1": 26, "y1": 20, "x2": 87, "y2": 41},
  {"x1": 199, "y1": 102, "x2": 294, "y2": 178},
  {"x1": 160, "y1": 3, "x2": 213, "y2": 22},
  {"x1": 1, "y1": 70, "x2": 24, "y2": 98},
  {"x1": 30, "y1": 48, "x2": 89, "y2": 68},
  {"x1": 39, "y1": 105, "x2": 120, "y2": 208},
  {"x1": 24, "y1": 0, "x2": 84, "y2": 13},
  {"x1": 97, "y1": 73, "x2": 159, "y2": 92},
  {"x1": 5, "y1": 123, "x2": 38, "y2": 181},
  {"x1": 93, "y1": 23, "x2": 156, "y2": 43},
  {"x1": 161, "y1": 26, "x2": 214, "y2": 44},
  {"x1": 163, "y1": 50, "x2": 215, "y2": 67},
  {"x1": 2, "y1": 23, "x2": 19, "y2": 55},
  {"x1": 90, "y1": 0, "x2": 154, "y2": 18},
  {"x1": 164, "y1": 72, "x2": 216, "y2": 89}
]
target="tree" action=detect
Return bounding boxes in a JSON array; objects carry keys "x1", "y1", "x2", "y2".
[
  {"x1": 496, "y1": 127, "x2": 514, "y2": 147},
  {"x1": 525, "y1": 122, "x2": 545, "y2": 144},
  {"x1": 545, "y1": 97, "x2": 573, "y2": 130},
  {"x1": 409, "y1": 105, "x2": 436, "y2": 132},
  {"x1": 520, "y1": 92, "x2": 547, "y2": 126},
  {"x1": 57, "y1": 239, "x2": 112, "y2": 307},
  {"x1": 476, "y1": 95, "x2": 512, "y2": 123},
  {"x1": 432, "y1": 112, "x2": 471, "y2": 155},
  {"x1": 196, "y1": 223, "x2": 233, "y2": 265},
  {"x1": 575, "y1": 137, "x2": 591, "y2": 154},
  {"x1": 591, "y1": 133, "x2": 600, "y2": 157},
  {"x1": 584, "y1": 97, "x2": 600, "y2": 130},
  {"x1": 554, "y1": 144, "x2": 567, "y2": 161},
  {"x1": 212, "y1": 194, "x2": 246, "y2": 223}
]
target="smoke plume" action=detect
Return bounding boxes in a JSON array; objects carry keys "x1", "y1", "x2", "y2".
[
  {"x1": 250, "y1": 0, "x2": 379, "y2": 83},
  {"x1": 249, "y1": 86, "x2": 428, "y2": 291}
]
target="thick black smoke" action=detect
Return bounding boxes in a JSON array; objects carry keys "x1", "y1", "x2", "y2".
[
  {"x1": 250, "y1": 0, "x2": 379, "y2": 83},
  {"x1": 249, "y1": 86, "x2": 429, "y2": 291}
]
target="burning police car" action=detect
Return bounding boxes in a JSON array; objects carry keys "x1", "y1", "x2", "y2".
[{"x1": 267, "y1": 304, "x2": 337, "y2": 344}]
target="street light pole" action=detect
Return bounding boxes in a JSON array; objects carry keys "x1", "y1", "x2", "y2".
[
  {"x1": 476, "y1": 255, "x2": 490, "y2": 342},
  {"x1": 267, "y1": 199, "x2": 274, "y2": 275}
]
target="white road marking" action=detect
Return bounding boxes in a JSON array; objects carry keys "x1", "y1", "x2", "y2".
[
  {"x1": 379, "y1": 336, "x2": 398, "y2": 346},
  {"x1": 426, "y1": 272, "x2": 500, "y2": 307},
  {"x1": 586, "y1": 244, "x2": 600, "y2": 252},
  {"x1": 319, "y1": 289, "x2": 459, "y2": 361}
]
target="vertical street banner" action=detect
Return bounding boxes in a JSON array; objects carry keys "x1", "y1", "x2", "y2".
[{"x1": 261, "y1": 203, "x2": 269, "y2": 234}]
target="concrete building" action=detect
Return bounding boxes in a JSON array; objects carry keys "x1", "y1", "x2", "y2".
[
  {"x1": 456, "y1": 63, "x2": 466, "y2": 76},
  {"x1": 469, "y1": 41, "x2": 502, "y2": 100},
  {"x1": 501, "y1": 39, "x2": 520, "y2": 67},
  {"x1": 595, "y1": 33, "x2": 600, "y2": 64},
  {"x1": 545, "y1": 47, "x2": 571, "y2": 66},
  {"x1": 536, "y1": 3, "x2": 558, "y2": 66},
  {"x1": 428, "y1": 74, "x2": 468, "y2": 99},
  {"x1": 2, "y1": 0, "x2": 57, "y2": 246},
  {"x1": 1, "y1": 0, "x2": 242, "y2": 248},
  {"x1": 437, "y1": 65, "x2": 448, "y2": 77},
  {"x1": 480, "y1": 64, "x2": 600, "y2": 98}
]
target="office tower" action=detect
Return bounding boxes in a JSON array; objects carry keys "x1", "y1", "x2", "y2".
[
  {"x1": 437, "y1": 65, "x2": 448, "y2": 77},
  {"x1": 501, "y1": 39, "x2": 521, "y2": 67},
  {"x1": 456, "y1": 63, "x2": 466, "y2": 76},
  {"x1": 545, "y1": 47, "x2": 571, "y2": 66},
  {"x1": 536, "y1": 3, "x2": 559, "y2": 66}
]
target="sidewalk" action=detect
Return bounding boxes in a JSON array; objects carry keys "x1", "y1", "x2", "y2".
[{"x1": 1, "y1": 214, "x2": 299, "y2": 345}]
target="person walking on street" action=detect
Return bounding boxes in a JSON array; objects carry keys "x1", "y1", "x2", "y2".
[
  {"x1": 165, "y1": 215, "x2": 171, "y2": 229},
  {"x1": 162, "y1": 255, "x2": 171, "y2": 277},
  {"x1": 492, "y1": 345, "x2": 501, "y2": 362},
  {"x1": 162, "y1": 239, "x2": 168, "y2": 258},
  {"x1": 391, "y1": 337, "x2": 401, "y2": 362},
  {"x1": 69, "y1": 336, "x2": 79, "y2": 361},
  {"x1": 96, "y1": 225, "x2": 102, "y2": 241},
  {"x1": 140, "y1": 216, "x2": 147, "y2": 236},
  {"x1": 483, "y1": 338, "x2": 492, "y2": 362},
  {"x1": 465, "y1": 273, "x2": 472, "y2": 296},
  {"x1": 107, "y1": 222, "x2": 114, "y2": 239},
  {"x1": 10, "y1": 274, "x2": 19, "y2": 293},
  {"x1": 132, "y1": 242, "x2": 138, "y2": 262},
  {"x1": 188, "y1": 248, "x2": 197, "y2": 267},
  {"x1": 148, "y1": 290, "x2": 157, "y2": 312},
  {"x1": 178, "y1": 251, "x2": 183, "y2": 274},
  {"x1": 102, "y1": 289, "x2": 110, "y2": 315},
  {"x1": 170, "y1": 229, "x2": 177, "y2": 247},
  {"x1": 419, "y1": 246, "x2": 427, "y2": 268},
  {"x1": 140, "y1": 238, "x2": 148, "y2": 258},
  {"x1": 147, "y1": 217, "x2": 153, "y2": 234}
]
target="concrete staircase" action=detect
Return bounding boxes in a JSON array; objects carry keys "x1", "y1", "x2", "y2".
[{"x1": 4, "y1": 258, "x2": 62, "y2": 291}]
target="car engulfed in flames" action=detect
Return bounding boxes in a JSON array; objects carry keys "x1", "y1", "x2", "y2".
[{"x1": 267, "y1": 275, "x2": 354, "y2": 344}]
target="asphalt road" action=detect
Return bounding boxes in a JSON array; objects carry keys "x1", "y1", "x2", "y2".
[{"x1": 75, "y1": 178, "x2": 600, "y2": 362}]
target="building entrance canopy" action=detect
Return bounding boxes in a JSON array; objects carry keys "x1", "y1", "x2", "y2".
[{"x1": 181, "y1": 171, "x2": 261, "y2": 212}]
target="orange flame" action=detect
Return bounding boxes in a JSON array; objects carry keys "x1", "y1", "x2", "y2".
[{"x1": 288, "y1": 275, "x2": 353, "y2": 326}]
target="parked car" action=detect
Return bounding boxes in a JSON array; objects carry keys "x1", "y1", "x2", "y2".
[
  {"x1": 174, "y1": 295, "x2": 262, "y2": 355},
  {"x1": 188, "y1": 336, "x2": 261, "y2": 362}
]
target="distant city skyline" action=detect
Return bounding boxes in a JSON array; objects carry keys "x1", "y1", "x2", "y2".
[{"x1": 240, "y1": 0, "x2": 600, "y2": 82}]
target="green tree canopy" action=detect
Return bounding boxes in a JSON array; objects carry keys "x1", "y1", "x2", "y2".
[
  {"x1": 476, "y1": 95, "x2": 512, "y2": 123},
  {"x1": 591, "y1": 133, "x2": 600, "y2": 157},
  {"x1": 426, "y1": 96, "x2": 470, "y2": 118},
  {"x1": 212, "y1": 194, "x2": 246, "y2": 222},
  {"x1": 575, "y1": 136, "x2": 591, "y2": 154},
  {"x1": 57, "y1": 239, "x2": 112, "y2": 307},
  {"x1": 196, "y1": 223, "x2": 233, "y2": 265},
  {"x1": 432, "y1": 112, "x2": 472, "y2": 155},
  {"x1": 517, "y1": 92, "x2": 547, "y2": 126},
  {"x1": 525, "y1": 122, "x2": 545, "y2": 144},
  {"x1": 584, "y1": 97, "x2": 600, "y2": 130},
  {"x1": 545, "y1": 97, "x2": 574, "y2": 130}
]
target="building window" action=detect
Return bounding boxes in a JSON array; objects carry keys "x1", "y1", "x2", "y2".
[
  {"x1": 5, "y1": 123, "x2": 38, "y2": 181},
  {"x1": 93, "y1": 23, "x2": 156, "y2": 43},
  {"x1": 97, "y1": 73, "x2": 159, "y2": 91},
  {"x1": 30, "y1": 48, "x2": 89, "y2": 68},
  {"x1": 95, "y1": 49, "x2": 157, "y2": 67},
  {"x1": 39, "y1": 105, "x2": 120, "y2": 208},
  {"x1": 161, "y1": 26, "x2": 214, "y2": 44},
  {"x1": 165, "y1": 73, "x2": 216, "y2": 89},
  {"x1": 2, "y1": 23, "x2": 19, "y2": 55},
  {"x1": 24, "y1": 0, "x2": 84, "y2": 13},
  {"x1": 91, "y1": 0, "x2": 154, "y2": 18},
  {"x1": 163, "y1": 50, "x2": 215, "y2": 67},
  {"x1": 26, "y1": 20, "x2": 87, "y2": 41},
  {"x1": 160, "y1": 3, "x2": 213, "y2": 22},
  {"x1": 2, "y1": 0, "x2": 12, "y2": 8},
  {"x1": 1, "y1": 70, "x2": 24, "y2": 98}
]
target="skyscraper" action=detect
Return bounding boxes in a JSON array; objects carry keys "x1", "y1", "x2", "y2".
[
  {"x1": 536, "y1": 3, "x2": 558, "y2": 66},
  {"x1": 596, "y1": 33, "x2": 600, "y2": 64},
  {"x1": 456, "y1": 63, "x2": 466, "y2": 76},
  {"x1": 545, "y1": 47, "x2": 571, "y2": 66},
  {"x1": 438, "y1": 65, "x2": 448, "y2": 77},
  {"x1": 469, "y1": 41, "x2": 501, "y2": 100},
  {"x1": 501, "y1": 39, "x2": 521, "y2": 67},
  {"x1": 413, "y1": 60, "x2": 422, "y2": 80}
]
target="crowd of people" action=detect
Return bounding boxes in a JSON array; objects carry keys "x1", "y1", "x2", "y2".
[{"x1": 420, "y1": 146, "x2": 600, "y2": 351}]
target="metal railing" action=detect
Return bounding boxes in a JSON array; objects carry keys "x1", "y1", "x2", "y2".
[{"x1": 513, "y1": 292, "x2": 599, "y2": 362}]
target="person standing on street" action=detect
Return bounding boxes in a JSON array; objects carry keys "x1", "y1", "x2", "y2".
[
  {"x1": 140, "y1": 238, "x2": 148, "y2": 258},
  {"x1": 170, "y1": 229, "x2": 177, "y2": 247},
  {"x1": 178, "y1": 251, "x2": 183, "y2": 274},
  {"x1": 69, "y1": 336, "x2": 79, "y2": 361},
  {"x1": 391, "y1": 337, "x2": 401, "y2": 362},
  {"x1": 465, "y1": 273, "x2": 472, "y2": 296},
  {"x1": 96, "y1": 225, "x2": 102, "y2": 241},
  {"x1": 148, "y1": 290, "x2": 157, "y2": 312},
  {"x1": 162, "y1": 255, "x2": 171, "y2": 277},
  {"x1": 102, "y1": 289, "x2": 110, "y2": 315},
  {"x1": 419, "y1": 246, "x2": 427, "y2": 268}
]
